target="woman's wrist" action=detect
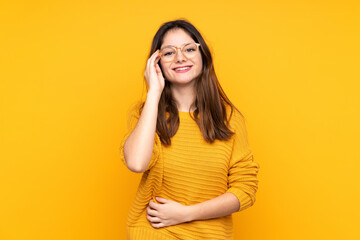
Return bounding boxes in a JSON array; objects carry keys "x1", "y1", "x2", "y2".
[
  {"x1": 147, "y1": 89, "x2": 162, "y2": 100},
  {"x1": 185, "y1": 204, "x2": 197, "y2": 222}
]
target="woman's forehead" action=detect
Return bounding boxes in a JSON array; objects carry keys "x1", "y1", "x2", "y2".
[{"x1": 161, "y1": 29, "x2": 194, "y2": 48}]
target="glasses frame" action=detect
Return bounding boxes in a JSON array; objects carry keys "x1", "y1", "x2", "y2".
[{"x1": 159, "y1": 43, "x2": 201, "y2": 63}]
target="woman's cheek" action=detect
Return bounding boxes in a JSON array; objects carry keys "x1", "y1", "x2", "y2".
[{"x1": 160, "y1": 63, "x2": 170, "y2": 79}]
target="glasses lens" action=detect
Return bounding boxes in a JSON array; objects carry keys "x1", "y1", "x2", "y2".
[
  {"x1": 160, "y1": 47, "x2": 176, "y2": 62},
  {"x1": 183, "y1": 43, "x2": 198, "y2": 59}
]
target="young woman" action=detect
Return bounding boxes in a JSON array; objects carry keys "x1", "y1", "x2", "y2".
[{"x1": 119, "y1": 19, "x2": 260, "y2": 239}]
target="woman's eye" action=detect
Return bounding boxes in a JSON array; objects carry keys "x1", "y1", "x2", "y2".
[
  {"x1": 164, "y1": 51, "x2": 174, "y2": 56},
  {"x1": 185, "y1": 48, "x2": 195, "y2": 52}
]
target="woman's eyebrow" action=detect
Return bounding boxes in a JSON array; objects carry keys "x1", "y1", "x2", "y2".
[{"x1": 161, "y1": 42, "x2": 194, "y2": 48}]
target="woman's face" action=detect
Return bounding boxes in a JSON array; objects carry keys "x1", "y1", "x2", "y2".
[{"x1": 159, "y1": 29, "x2": 203, "y2": 87}]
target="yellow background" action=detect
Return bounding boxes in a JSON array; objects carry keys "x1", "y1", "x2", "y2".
[{"x1": 1, "y1": 0, "x2": 359, "y2": 239}]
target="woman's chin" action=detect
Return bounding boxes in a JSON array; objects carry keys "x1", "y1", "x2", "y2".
[
  {"x1": 170, "y1": 79, "x2": 196, "y2": 87},
  {"x1": 167, "y1": 75, "x2": 197, "y2": 85}
]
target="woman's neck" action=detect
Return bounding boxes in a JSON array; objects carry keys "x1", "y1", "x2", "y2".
[{"x1": 170, "y1": 83, "x2": 196, "y2": 112}]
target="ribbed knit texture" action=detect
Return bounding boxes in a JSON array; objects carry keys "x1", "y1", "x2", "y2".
[{"x1": 119, "y1": 101, "x2": 260, "y2": 240}]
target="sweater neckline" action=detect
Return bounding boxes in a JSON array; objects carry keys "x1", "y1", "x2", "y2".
[
  {"x1": 178, "y1": 111, "x2": 195, "y2": 120},
  {"x1": 178, "y1": 111, "x2": 193, "y2": 115}
]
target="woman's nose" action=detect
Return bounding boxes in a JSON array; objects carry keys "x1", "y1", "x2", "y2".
[{"x1": 174, "y1": 49, "x2": 186, "y2": 62}]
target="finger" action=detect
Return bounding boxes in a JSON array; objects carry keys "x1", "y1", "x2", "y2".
[
  {"x1": 150, "y1": 51, "x2": 160, "y2": 69},
  {"x1": 149, "y1": 50, "x2": 159, "y2": 63},
  {"x1": 153, "y1": 49, "x2": 159, "y2": 57},
  {"x1": 152, "y1": 196, "x2": 159, "y2": 204},
  {"x1": 155, "y1": 197, "x2": 167, "y2": 203},
  {"x1": 151, "y1": 222, "x2": 165, "y2": 229},
  {"x1": 146, "y1": 213, "x2": 161, "y2": 223},
  {"x1": 149, "y1": 200, "x2": 159, "y2": 210},
  {"x1": 154, "y1": 50, "x2": 161, "y2": 60},
  {"x1": 146, "y1": 206, "x2": 158, "y2": 217},
  {"x1": 155, "y1": 63, "x2": 162, "y2": 75},
  {"x1": 146, "y1": 50, "x2": 159, "y2": 69},
  {"x1": 145, "y1": 52, "x2": 158, "y2": 78},
  {"x1": 147, "y1": 52, "x2": 158, "y2": 76},
  {"x1": 154, "y1": 56, "x2": 161, "y2": 67},
  {"x1": 150, "y1": 49, "x2": 159, "y2": 58}
]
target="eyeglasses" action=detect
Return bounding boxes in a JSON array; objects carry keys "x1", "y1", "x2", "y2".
[{"x1": 159, "y1": 43, "x2": 201, "y2": 63}]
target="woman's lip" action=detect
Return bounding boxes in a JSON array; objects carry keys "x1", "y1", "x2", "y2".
[
  {"x1": 173, "y1": 65, "x2": 192, "y2": 70},
  {"x1": 173, "y1": 66, "x2": 192, "y2": 73}
]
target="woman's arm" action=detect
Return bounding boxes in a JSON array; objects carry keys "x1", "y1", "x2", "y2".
[
  {"x1": 123, "y1": 91, "x2": 160, "y2": 173},
  {"x1": 123, "y1": 50, "x2": 164, "y2": 173},
  {"x1": 187, "y1": 192, "x2": 240, "y2": 221},
  {"x1": 147, "y1": 193, "x2": 240, "y2": 228}
]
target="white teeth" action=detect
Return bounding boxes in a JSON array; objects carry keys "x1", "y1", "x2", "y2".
[{"x1": 174, "y1": 66, "x2": 191, "y2": 71}]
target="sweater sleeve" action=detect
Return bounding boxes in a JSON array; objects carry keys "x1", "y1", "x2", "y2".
[
  {"x1": 226, "y1": 110, "x2": 260, "y2": 212},
  {"x1": 119, "y1": 101, "x2": 161, "y2": 172}
]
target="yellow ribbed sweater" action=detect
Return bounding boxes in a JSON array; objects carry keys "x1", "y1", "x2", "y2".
[{"x1": 119, "y1": 101, "x2": 260, "y2": 240}]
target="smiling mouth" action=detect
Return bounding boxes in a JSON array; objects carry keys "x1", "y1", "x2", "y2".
[{"x1": 173, "y1": 66, "x2": 192, "y2": 72}]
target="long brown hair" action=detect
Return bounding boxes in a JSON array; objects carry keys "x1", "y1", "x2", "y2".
[{"x1": 140, "y1": 18, "x2": 242, "y2": 146}]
